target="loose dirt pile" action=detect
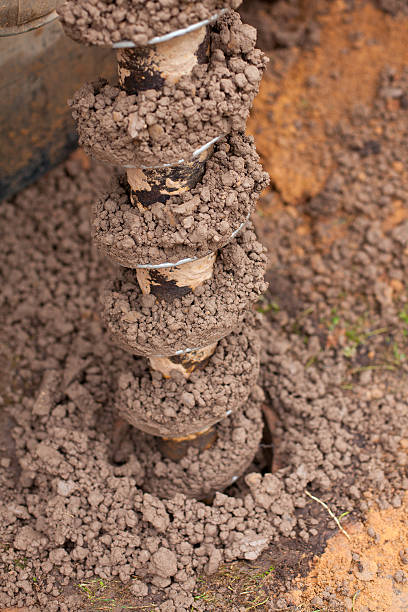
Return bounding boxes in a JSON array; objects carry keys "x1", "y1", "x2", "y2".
[
  {"x1": 64, "y1": 0, "x2": 270, "y2": 552},
  {"x1": 58, "y1": 0, "x2": 242, "y2": 47},
  {"x1": 136, "y1": 395, "x2": 264, "y2": 499},
  {"x1": 1, "y1": 58, "x2": 408, "y2": 606},
  {"x1": 2, "y1": 0, "x2": 408, "y2": 610}
]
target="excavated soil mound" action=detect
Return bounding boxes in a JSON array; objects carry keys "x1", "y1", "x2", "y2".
[
  {"x1": 70, "y1": 12, "x2": 267, "y2": 166},
  {"x1": 0, "y1": 371, "x2": 280, "y2": 610},
  {"x1": 117, "y1": 316, "x2": 260, "y2": 437},
  {"x1": 93, "y1": 132, "x2": 269, "y2": 267},
  {"x1": 3, "y1": 1, "x2": 408, "y2": 610},
  {"x1": 135, "y1": 394, "x2": 264, "y2": 499},
  {"x1": 58, "y1": 0, "x2": 242, "y2": 47},
  {"x1": 102, "y1": 225, "x2": 267, "y2": 356},
  {"x1": 1, "y1": 76, "x2": 408, "y2": 604}
]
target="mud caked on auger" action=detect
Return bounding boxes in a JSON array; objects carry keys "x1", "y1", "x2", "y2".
[{"x1": 58, "y1": 0, "x2": 270, "y2": 500}]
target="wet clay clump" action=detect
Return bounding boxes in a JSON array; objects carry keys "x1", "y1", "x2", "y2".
[
  {"x1": 58, "y1": 0, "x2": 242, "y2": 47},
  {"x1": 117, "y1": 316, "x2": 260, "y2": 437},
  {"x1": 102, "y1": 226, "x2": 267, "y2": 356},
  {"x1": 135, "y1": 392, "x2": 264, "y2": 499},
  {"x1": 70, "y1": 12, "x2": 267, "y2": 166},
  {"x1": 93, "y1": 133, "x2": 269, "y2": 267}
]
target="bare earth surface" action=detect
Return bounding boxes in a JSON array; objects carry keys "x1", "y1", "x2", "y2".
[{"x1": 2, "y1": 0, "x2": 408, "y2": 610}]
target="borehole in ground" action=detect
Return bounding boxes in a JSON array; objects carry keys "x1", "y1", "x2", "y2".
[
  {"x1": 107, "y1": 399, "x2": 281, "y2": 504},
  {"x1": 63, "y1": 539, "x2": 75, "y2": 554}
]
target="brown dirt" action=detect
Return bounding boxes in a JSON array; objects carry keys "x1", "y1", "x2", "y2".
[
  {"x1": 117, "y1": 315, "x2": 260, "y2": 438},
  {"x1": 248, "y1": 0, "x2": 408, "y2": 204},
  {"x1": 101, "y1": 225, "x2": 267, "y2": 357},
  {"x1": 92, "y1": 132, "x2": 268, "y2": 267},
  {"x1": 134, "y1": 393, "x2": 264, "y2": 499},
  {"x1": 71, "y1": 12, "x2": 267, "y2": 166},
  {"x1": 58, "y1": 0, "x2": 242, "y2": 47},
  {"x1": 2, "y1": 0, "x2": 408, "y2": 611},
  {"x1": 290, "y1": 495, "x2": 408, "y2": 611}
]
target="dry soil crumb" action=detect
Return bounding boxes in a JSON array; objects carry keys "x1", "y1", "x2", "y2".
[
  {"x1": 135, "y1": 391, "x2": 264, "y2": 499},
  {"x1": 93, "y1": 132, "x2": 269, "y2": 267},
  {"x1": 101, "y1": 225, "x2": 268, "y2": 356},
  {"x1": 3, "y1": 2, "x2": 408, "y2": 610},
  {"x1": 1, "y1": 99, "x2": 408, "y2": 606},
  {"x1": 71, "y1": 11, "x2": 267, "y2": 166},
  {"x1": 117, "y1": 314, "x2": 260, "y2": 437},
  {"x1": 58, "y1": 0, "x2": 242, "y2": 47}
]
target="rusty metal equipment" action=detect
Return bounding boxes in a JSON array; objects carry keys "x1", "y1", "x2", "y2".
[
  {"x1": 0, "y1": 0, "x2": 59, "y2": 36},
  {"x1": 0, "y1": 0, "x2": 116, "y2": 201}
]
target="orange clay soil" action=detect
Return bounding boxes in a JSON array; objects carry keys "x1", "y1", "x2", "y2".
[
  {"x1": 288, "y1": 494, "x2": 408, "y2": 611},
  {"x1": 248, "y1": 0, "x2": 408, "y2": 205}
]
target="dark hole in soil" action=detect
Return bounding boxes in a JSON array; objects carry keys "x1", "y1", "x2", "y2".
[
  {"x1": 107, "y1": 398, "x2": 285, "y2": 505},
  {"x1": 222, "y1": 401, "x2": 284, "y2": 499},
  {"x1": 110, "y1": 455, "x2": 128, "y2": 467},
  {"x1": 63, "y1": 539, "x2": 75, "y2": 553},
  {"x1": 109, "y1": 420, "x2": 133, "y2": 466}
]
